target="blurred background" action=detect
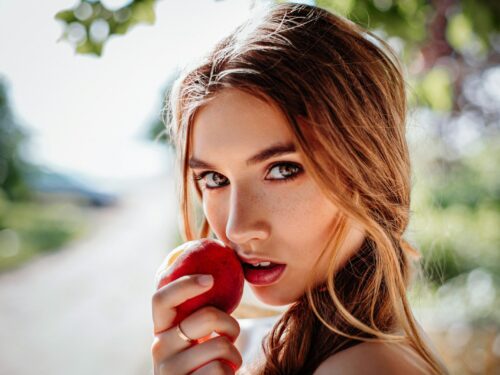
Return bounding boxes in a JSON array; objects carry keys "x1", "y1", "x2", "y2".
[{"x1": 0, "y1": 0, "x2": 498, "y2": 374}]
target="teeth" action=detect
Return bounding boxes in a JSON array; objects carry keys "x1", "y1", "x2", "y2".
[{"x1": 255, "y1": 261, "x2": 271, "y2": 267}]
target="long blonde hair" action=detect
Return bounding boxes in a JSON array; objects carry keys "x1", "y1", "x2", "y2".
[{"x1": 164, "y1": 3, "x2": 448, "y2": 374}]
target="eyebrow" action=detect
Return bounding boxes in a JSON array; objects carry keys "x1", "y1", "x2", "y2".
[{"x1": 189, "y1": 142, "x2": 297, "y2": 169}]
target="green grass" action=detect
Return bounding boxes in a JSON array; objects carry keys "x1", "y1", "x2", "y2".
[{"x1": 0, "y1": 199, "x2": 87, "y2": 273}]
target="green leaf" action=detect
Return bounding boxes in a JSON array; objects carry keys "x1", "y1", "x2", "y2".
[
  {"x1": 130, "y1": 1, "x2": 156, "y2": 24},
  {"x1": 76, "y1": 40, "x2": 104, "y2": 56},
  {"x1": 55, "y1": 10, "x2": 77, "y2": 23}
]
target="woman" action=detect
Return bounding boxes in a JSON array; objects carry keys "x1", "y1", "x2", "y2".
[{"x1": 151, "y1": 3, "x2": 449, "y2": 374}]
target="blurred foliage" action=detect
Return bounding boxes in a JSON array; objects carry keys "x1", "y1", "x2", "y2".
[
  {"x1": 143, "y1": 69, "x2": 180, "y2": 145},
  {"x1": 315, "y1": 0, "x2": 500, "y2": 49},
  {"x1": 316, "y1": 0, "x2": 430, "y2": 43},
  {"x1": 55, "y1": 0, "x2": 156, "y2": 55},
  {"x1": 0, "y1": 78, "x2": 33, "y2": 201},
  {"x1": 410, "y1": 133, "x2": 500, "y2": 285},
  {"x1": 0, "y1": 195, "x2": 87, "y2": 272},
  {"x1": 0, "y1": 79, "x2": 87, "y2": 273}
]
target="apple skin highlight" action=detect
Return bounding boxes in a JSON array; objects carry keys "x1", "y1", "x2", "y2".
[{"x1": 156, "y1": 238, "x2": 245, "y2": 327}]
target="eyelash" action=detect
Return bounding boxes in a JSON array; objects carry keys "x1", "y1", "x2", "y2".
[{"x1": 192, "y1": 162, "x2": 303, "y2": 191}]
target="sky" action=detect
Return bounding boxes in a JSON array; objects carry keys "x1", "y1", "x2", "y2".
[{"x1": 0, "y1": 0, "x2": 255, "y2": 188}]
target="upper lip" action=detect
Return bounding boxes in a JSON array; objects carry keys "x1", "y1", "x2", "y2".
[{"x1": 237, "y1": 255, "x2": 284, "y2": 265}]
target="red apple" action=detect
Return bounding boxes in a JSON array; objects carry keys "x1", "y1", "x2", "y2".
[{"x1": 156, "y1": 238, "x2": 244, "y2": 328}]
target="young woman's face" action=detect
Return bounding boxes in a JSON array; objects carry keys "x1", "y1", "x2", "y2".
[{"x1": 189, "y1": 89, "x2": 365, "y2": 306}]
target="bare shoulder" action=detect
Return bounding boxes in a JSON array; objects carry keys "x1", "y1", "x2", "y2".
[{"x1": 313, "y1": 341, "x2": 434, "y2": 375}]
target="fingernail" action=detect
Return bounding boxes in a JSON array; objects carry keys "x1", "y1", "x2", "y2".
[{"x1": 198, "y1": 275, "x2": 213, "y2": 286}]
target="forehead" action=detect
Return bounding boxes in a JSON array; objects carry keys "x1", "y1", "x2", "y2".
[{"x1": 190, "y1": 89, "x2": 295, "y2": 160}]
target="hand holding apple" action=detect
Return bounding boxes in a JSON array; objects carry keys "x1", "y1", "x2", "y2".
[
  {"x1": 155, "y1": 238, "x2": 245, "y2": 326},
  {"x1": 151, "y1": 239, "x2": 244, "y2": 374}
]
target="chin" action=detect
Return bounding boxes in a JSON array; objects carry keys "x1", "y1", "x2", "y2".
[{"x1": 251, "y1": 285, "x2": 298, "y2": 306}]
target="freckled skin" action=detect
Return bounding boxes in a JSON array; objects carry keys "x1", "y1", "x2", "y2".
[{"x1": 190, "y1": 88, "x2": 365, "y2": 306}]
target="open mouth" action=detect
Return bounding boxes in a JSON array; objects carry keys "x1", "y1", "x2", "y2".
[{"x1": 242, "y1": 262, "x2": 287, "y2": 285}]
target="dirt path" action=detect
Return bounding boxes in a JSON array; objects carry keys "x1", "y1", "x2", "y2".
[{"x1": 0, "y1": 173, "x2": 178, "y2": 375}]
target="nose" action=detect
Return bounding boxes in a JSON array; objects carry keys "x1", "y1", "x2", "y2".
[{"x1": 225, "y1": 184, "x2": 270, "y2": 246}]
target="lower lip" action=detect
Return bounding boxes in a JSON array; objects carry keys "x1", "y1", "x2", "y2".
[{"x1": 243, "y1": 264, "x2": 287, "y2": 285}]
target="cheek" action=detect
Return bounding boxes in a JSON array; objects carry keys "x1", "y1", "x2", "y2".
[
  {"x1": 202, "y1": 196, "x2": 225, "y2": 237},
  {"x1": 277, "y1": 186, "x2": 339, "y2": 286},
  {"x1": 277, "y1": 183, "x2": 338, "y2": 244}
]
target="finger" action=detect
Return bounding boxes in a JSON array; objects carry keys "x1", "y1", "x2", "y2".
[
  {"x1": 151, "y1": 306, "x2": 240, "y2": 361},
  {"x1": 168, "y1": 336, "x2": 243, "y2": 374},
  {"x1": 152, "y1": 274, "x2": 213, "y2": 334},
  {"x1": 190, "y1": 360, "x2": 235, "y2": 375},
  {"x1": 151, "y1": 327, "x2": 190, "y2": 366},
  {"x1": 182, "y1": 306, "x2": 240, "y2": 343}
]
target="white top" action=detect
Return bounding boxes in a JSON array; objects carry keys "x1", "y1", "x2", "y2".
[{"x1": 235, "y1": 315, "x2": 282, "y2": 373}]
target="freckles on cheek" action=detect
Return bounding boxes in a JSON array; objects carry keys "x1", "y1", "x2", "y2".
[
  {"x1": 279, "y1": 191, "x2": 337, "y2": 264},
  {"x1": 276, "y1": 189, "x2": 320, "y2": 234}
]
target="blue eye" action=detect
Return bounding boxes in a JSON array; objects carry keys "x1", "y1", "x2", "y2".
[{"x1": 192, "y1": 162, "x2": 303, "y2": 190}]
